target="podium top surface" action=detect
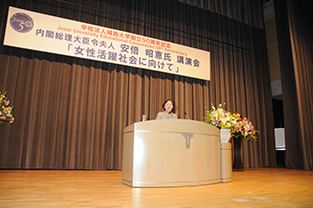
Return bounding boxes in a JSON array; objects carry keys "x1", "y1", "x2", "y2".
[{"x1": 124, "y1": 119, "x2": 219, "y2": 136}]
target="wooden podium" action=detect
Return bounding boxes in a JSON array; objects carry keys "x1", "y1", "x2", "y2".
[{"x1": 122, "y1": 119, "x2": 221, "y2": 187}]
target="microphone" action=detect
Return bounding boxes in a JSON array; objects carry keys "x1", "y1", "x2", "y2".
[{"x1": 184, "y1": 112, "x2": 191, "y2": 120}]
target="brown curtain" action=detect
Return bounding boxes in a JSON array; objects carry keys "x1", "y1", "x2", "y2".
[
  {"x1": 0, "y1": 0, "x2": 276, "y2": 170},
  {"x1": 178, "y1": 0, "x2": 264, "y2": 29},
  {"x1": 274, "y1": 0, "x2": 313, "y2": 170}
]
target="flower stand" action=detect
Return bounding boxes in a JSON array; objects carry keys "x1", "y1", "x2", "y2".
[
  {"x1": 233, "y1": 137, "x2": 244, "y2": 171},
  {"x1": 220, "y1": 129, "x2": 232, "y2": 182}
]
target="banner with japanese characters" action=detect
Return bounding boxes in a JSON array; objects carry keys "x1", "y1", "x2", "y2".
[{"x1": 4, "y1": 6, "x2": 210, "y2": 80}]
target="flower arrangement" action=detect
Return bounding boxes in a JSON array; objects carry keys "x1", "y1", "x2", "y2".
[
  {"x1": 0, "y1": 91, "x2": 14, "y2": 126},
  {"x1": 204, "y1": 103, "x2": 239, "y2": 129},
  {"x1": 205, "y1": 103, "x2": 258, "y2": 141},
  {"x1": 231, "y1": 117, "x2": 258, "y2": 141}
]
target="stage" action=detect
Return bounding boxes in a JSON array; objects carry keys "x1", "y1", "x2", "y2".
[{"x1": 1, "y1": 168, "x2": 313, "y2": 207}]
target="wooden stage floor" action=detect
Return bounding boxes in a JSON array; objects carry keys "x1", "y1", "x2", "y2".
[{"x1": 1, "y1": 167, "x2": 313, "y2": 207}]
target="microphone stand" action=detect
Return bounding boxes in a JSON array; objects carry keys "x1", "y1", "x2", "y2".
[{"x1": 184, "y1": 112, "x2": 191, "y2": 120}]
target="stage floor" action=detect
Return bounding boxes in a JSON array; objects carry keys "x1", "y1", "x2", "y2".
[{"x1": 1, "y1": 168, "x2": 313, "y2": 207}]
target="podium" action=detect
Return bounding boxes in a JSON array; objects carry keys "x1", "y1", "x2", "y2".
[{"x1": 122, "y1": 119, "x2": 222, "y2": 187}]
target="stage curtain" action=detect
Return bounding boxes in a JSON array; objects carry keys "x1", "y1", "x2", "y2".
[
  {"x1": 274, "y1": 0, "x2": 313, "y2": 170},
  {"x1": 177, "y1": 0, "x2": 264, "y2": 29},
  {"x1": 0, "y1": 0, "x2": 276, "y2": 169}
]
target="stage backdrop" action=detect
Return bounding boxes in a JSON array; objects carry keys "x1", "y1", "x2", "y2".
[{"x1": 0, "y1": 0, "x2": 276, "y2": 170}]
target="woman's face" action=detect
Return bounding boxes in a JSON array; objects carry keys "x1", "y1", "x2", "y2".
[{"x1": 164, "y1": 101, "x2": 173, "y2": 113}]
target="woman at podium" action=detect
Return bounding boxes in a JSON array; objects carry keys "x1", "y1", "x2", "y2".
[{"x1": 156, "y1": 99, "x2": 178, "y2": 119}]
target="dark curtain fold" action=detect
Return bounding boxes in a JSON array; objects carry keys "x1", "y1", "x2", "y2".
[
  {"x1": 0, "y1": 0, "x2": 276, "y2": 170},
  {"x1": 177, "y1": 0, "x2": 264, "y2": 29},
  {"x1": 274, "y1": 0, "x2": 313, "y2": 170}
]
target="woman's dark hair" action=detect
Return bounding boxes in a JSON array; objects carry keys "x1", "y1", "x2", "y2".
[{"x1": 162, "y1": 99, "x2": 175, "y2": 111}]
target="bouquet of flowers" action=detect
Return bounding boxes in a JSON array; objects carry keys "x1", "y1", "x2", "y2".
[
  {"x1": 205, "y1": 103, "x2": 258, "y2": 141},
  {"x1": 231, "y1": 117, "x2": 258, "y2": 141},
  {"x1": 204, "y1": 103, "x2": 239, "y2": 129},
  {"x1": 0, "y1": 91, "x2": 14, "y2": 126}
]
